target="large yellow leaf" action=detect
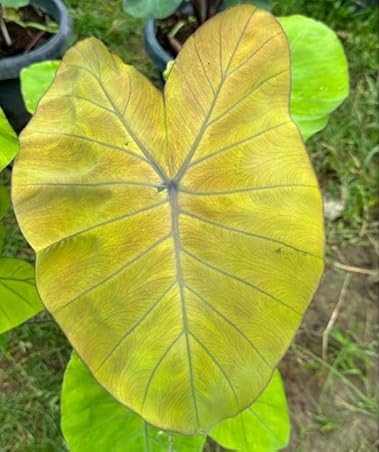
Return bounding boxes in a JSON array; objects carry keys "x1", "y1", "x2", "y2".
[{"x1": 12, "y1": 5, "x2": 324, "y2": 434}]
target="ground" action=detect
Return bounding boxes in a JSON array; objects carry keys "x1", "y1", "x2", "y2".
[{"x1": 0, "y1": 0, "x2": 378, "y2": 451}]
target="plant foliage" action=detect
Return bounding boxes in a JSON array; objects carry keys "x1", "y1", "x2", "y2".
[
  {"x1": 12, "y1": 5, "x2": 324, "y2": 433},
  {"x1": 0, "y1": 257, "x2": 43, "y2": 334},
  {"x1": 279, "y1": 15, "x2": 349, "y2": 140},
  {"x1": 21, "y1": 60, "x2": 61, "y2": 114},
  {"x1": 123, "y1": 0, "x2": 181, "y2": 19},
  {"x1": 0, "y1": 0, "x2": 29, "y2": 8},
  {"x1": 62, "y1": 352, "x2": 206, "y2": 451},
  {"x1": 210, "y1": 369, "x2": 290, "y2": 451}
]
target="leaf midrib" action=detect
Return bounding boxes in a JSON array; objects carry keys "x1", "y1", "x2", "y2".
[{"x1": 165, "y1": 11, "x2": 259, "y2": 428}]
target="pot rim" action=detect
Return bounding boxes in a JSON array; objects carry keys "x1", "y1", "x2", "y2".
[{"x1": 0, "y1": 0, "x2": 72, "y2": 80}]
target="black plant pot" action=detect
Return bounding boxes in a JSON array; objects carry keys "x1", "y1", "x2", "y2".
[
  {"x1": 144, "y1": 1, "x2": 225, "y2": 77},
  {"x1": 143, "y1": 19, "x2": 173, "y2": 75},
  {"x1": 0, "y1": 0, "x2": 72, "y2": 133}
]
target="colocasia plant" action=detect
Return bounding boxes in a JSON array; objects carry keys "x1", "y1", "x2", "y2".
[
  {"x1": 0, "y1": 4, "x2": 349, "y2": 451},
  {"x1": 14, "y1": 0, "x2": 324, "y2": 437}
]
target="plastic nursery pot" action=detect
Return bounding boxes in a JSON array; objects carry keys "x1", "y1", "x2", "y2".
[
  {"x1": 143, "y1": 19, "x2": 173, "y2": 75},
  {"x1": 143, "y1": 0, "x2": 225, "y2": 77},
  {"x1": 0, "y1": 0, "x2": 72, "y2": 133}
]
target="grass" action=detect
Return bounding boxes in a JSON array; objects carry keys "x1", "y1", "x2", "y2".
[{"x1": 0, "y1": 0, "x2": 378, "y2": 450}]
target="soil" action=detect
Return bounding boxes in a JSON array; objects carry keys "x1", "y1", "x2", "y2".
[
  {"x1": 156, "y1": 2, "x2": 225, "y2": 56},
  {"x1": 0, "y1": 4, "x2": 54, "y2": 58},
  {"x1": 157, "y1": 14, "x2": 198, "y2": 56},
  {"x1": 281, "y1": 244, "x2": 379, "y2": 450}
]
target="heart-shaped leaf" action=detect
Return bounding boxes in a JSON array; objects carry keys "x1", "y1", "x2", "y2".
[
  {"x1": 210, "y1": 369, "x2": 290, "y2": 451},
  {"x1": 0, "y1": 258, "x2": 43, "y2": 334},
  {"x1": 278, "y1": 15, "x2": 349, "y2": 140},
  {"x1": 0, "y1": 107, "x2": 18, "y2": 171},
  {"x1": 12, "y1": 5, "x2": 324, "y2": 433},
  {"x1": 62, "y1": 352, "x2": 206, "y2": 451}
]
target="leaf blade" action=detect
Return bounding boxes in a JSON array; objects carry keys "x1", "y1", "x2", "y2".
[{"x1": 12, "y1": 6, "x2": 324, "y2": 434}]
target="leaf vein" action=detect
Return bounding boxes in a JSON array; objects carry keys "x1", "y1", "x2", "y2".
[
  {"x1": 183, "y1": 249, "x2": 301, "y2": 316},
  {"x1": 52, "y1": 233, "x2": 172, "y2": 314},
  {"x1": 208, "y1": 69, "x2": 288, "y2": 127},
  {"x1": 180, "y1": 209, "x2": 321, "y2": 259},
  {"x1": 31, "y1": 130, "x2": 149, "y2": 164},
  {"x1": 141, "y1": 332, "x2": 183, "y2": 412},
  {"x1": 41, "y1": 200, "x2": 168, "y2": 253},
  {"x1": 95, "y1": 281, "x2": 176, "y2": 372},
  {"x1": 175, "y1": 8, "x2": 257, "y2": 181},
  {"x1": 186, "y1": 286, "x2": 270, "y2": 367},
  {"x1": 179, "y1": 183, "x2": 317, "y2": 196},
  {"x1": 190, "y1": 331, "x2": 240, "y2": 408},
  {"x1": 187, "y1": 121, "x2": 290, "y2": 168}
]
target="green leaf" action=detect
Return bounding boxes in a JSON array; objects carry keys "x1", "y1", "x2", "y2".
[
  {"x1": 0, "y1": 225, "x2": 6, "y2": 253},
  {"x1": 21, "y1": 60, "x2": 60, "y2": 114},
  {"x1": 279, "y1": 15, "x2": 349, "y2": 140},
  {"x1": 0, "y1": 185, "x2": 10, "y2": 220},
  {"x1": 0, "y1": 0, "x2": 29, "y2": 8},
  {"x1": 0, "y1": 258, "x2": 43, "y2": 334},
  {"x1": 61, "y1": 352, "x2": 206, "y2": 452},
  {"x1": 0, "y1": 107, "x2": 19, "y2": 171},
  {"x1": 225, "y1": 0, "x2": 272, "y2": 11},
  {"x1": 123, "y1": 0, "x2": 181, "y2": 19},
  {"x1": 210, "y1": 370, "x2": 290, "y2": 451},
  {"x1": 13, "y1": 7, "x2": 324, "y2": 433}
]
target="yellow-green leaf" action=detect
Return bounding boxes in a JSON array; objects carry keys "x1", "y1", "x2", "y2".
[{"x1": 12, "y1": 5, "x2": 324, "y2": 434}]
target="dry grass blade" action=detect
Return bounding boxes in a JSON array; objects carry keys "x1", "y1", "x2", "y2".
[{"x1": 322, "y1": 273, "x2": 352, "y2": 361}]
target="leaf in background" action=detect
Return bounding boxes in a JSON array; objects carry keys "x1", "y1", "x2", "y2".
[
  {"x1": 21, "y1": 60, "x2": 60, "y2": 114},
  {"x1": 0, "y1": 107, "x2": 19, "y2": 171},
  {"x1": 123, "y1": 0, "x2": 181, "y2": 19},
  {"x1": 210, "y1": 370, "x2": 290, "y2": 451},
  {"x1": 225, "y1": 0, "x2": 272, "y2": 11},
  {"x1": 62, "y1": 352, "x2": 206, "y2": 452},
  {"x1": 279, "y1": 15, "x2": 349, "y2": 140},
  {"x1": 0, "y1": 0, "x2": 29, "y2": 8},
  {"x1": 13, "y1": 6, "x2": 324, "y2": 433},
  {"x1": 0, "y1": 258, "x2": 43, "y2": 334}
]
